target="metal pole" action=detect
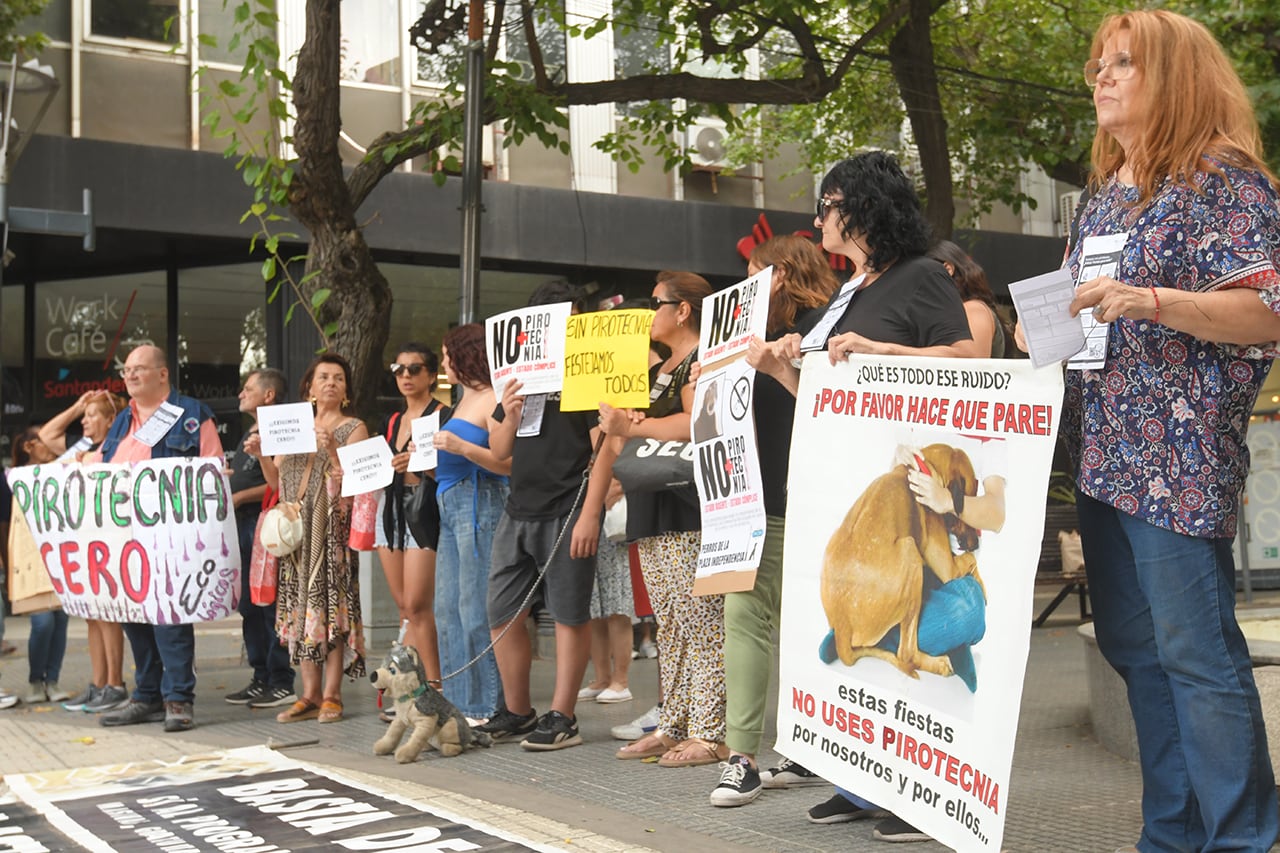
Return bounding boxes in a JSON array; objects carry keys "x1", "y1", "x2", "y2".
[{"x1": 457, "y1": 0, "x2": 485, "y2": 325}]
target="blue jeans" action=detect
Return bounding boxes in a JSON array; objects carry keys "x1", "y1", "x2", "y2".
[
  {"x1": 28, "y1": 610, "x2": 68, "y2": 684},
  {"x1": 434, "y1": 475, "x2": 508, "y2": 717},
  {"x1": 123, "y1": 623, "x2": 196, "y2": 704},
  {"x1": 238, "y1": 510, "x2": 295, "y2": 690},
  {"x1": 1077, "y1": 491, "x2": 1278, "y2": 852}
]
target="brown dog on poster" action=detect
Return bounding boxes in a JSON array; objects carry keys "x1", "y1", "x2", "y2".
[{"x1": 819, "y1": 443, "x2": 985, "y2": 679}]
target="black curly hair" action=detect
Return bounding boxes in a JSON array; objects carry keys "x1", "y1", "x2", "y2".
[{"x1": 818, "y1": 151, "x2": 932, "y2": 272}]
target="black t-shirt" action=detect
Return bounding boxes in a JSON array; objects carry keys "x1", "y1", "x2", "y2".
[
  {"x1": 755, "y1": 305, "x2": 825, "y2": 517},
  {"x1": 495, "y1": 392, "x2": 597, "y2": 521},
  {"x1": 228, "y1": 428, "x2": 267, "y2": 518},
  {"x1": 831, "y1": 255, "x2": 971, "y2": 347}
]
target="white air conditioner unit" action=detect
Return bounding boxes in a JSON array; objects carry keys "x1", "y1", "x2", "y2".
[
  {"x1": 686, "y1": 118, "x2": 729, "y2": 169},
  {"x1": 1058, "y1": 190, "x2": 1083, "y2": 237}
]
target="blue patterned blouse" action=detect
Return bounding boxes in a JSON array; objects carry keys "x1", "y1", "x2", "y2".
[{"x1": 1064, "y1": 158, "x2": 1280, "y2": 538}]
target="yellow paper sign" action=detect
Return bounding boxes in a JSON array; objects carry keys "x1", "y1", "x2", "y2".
[{"x1": 560, "y1": 309, "x2": 655, "y2": 411}]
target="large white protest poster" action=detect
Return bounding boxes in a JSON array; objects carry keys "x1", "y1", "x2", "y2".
[
  {"x1": 6, "y1": 458, "x2": 240, "y2": 624},
  {"x1": 690, "y1": 270, "x2": 771, "y2": 595},
  {"x1": 485, "y1": 302, "x2": 573, "y2": 398},
  {"x1": 778, "y1": 354, "x2": 1063, "y2": 853}
]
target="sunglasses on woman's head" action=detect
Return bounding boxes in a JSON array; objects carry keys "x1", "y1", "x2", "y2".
[{"x1": 389, "y1": 362, "x2": 429, "y2": 377}]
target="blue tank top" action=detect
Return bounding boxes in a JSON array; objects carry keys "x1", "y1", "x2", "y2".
[{"x1": 436, "y1": 419, "x2": 504, "y2": 494}]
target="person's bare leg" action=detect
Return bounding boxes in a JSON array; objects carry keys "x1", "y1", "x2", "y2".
[
  {"x1": 323, "y1": 640, "x2": 345, "y2": 702},
  {"x1": 102, "y1": 622, "x2": 125, "y2": 686},
  {"x1": 86, "y1": 620, "x2": 107, "y2": 687},
  {"x1": 607, "y1": 614, "x2": 632, "y2": 691},
  {"x1": 586, "y1": 618, "x2": 610, "y2": 689},
  {"x1": 402, "y1": 547, "x2": 440, "y2": 683},
  {"x1": 378, "y1": 546, "x2": 408, "y2": 637},
  {"x1": 551, "y1": 622, "x2": 592, "y2": 717},
  {"x1": 491, "y1": 608, "x2": 533, "y2": 714},
  {"x1": 298, "y1": 660, "x2": 322, "y2": 705}
]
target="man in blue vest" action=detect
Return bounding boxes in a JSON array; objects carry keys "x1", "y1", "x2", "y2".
[{"x1": 90, "y1": 344, "x2": 223, "y2": 732}]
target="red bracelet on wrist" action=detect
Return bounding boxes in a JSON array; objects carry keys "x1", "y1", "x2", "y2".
[{"x1": 1150, "y1": 286, "x2": 1160, "y2": 324}]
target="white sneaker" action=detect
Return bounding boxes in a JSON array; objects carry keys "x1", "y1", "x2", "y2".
[
  {"x1": 611, "y1": 704, "x2": 660, "y2": 740},
  {"x1": 23, "y1": 683, "x2": 47, "y2": 704},
  {"x1": 596, "y1": 687, "x2": 633, "y2": 704},
  {"x1": 46, "y1": 682, "x2": 73, "y2": 703},
  {"x1": 637, "y1": 640, "x2": 657, "y2": 659},
  {"x1": 0, "y1": 692, "x2": 17, "y2": 710}
]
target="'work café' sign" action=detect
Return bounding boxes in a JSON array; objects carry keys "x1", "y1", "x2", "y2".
[{"x1": 6, "y1": 458, "x2": 240, "y2": 624}]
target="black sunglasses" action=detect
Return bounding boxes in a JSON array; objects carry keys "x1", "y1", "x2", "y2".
[
  {"x1": 389, "y1": 362, "x2": 429, "y2": 377},
  {"x1": 648, "y1": 297, "x2": 682, "y2": 311}
]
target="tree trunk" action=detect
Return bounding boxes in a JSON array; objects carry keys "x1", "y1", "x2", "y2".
[
  {"x1": 288, "y1": 0, "x2": 392, "y2": 415},
  {"x1": 888, "y1": 0, "x2": 954, "y2": 239},
  {"x1": 307, "y1": 226, "x2": 392, "y2": 417}
]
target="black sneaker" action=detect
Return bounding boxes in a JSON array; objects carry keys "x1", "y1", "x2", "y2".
[
  {"x1": 520, "y1": 710, "x2": 582, "y2": 751},
  {"x1": 101, "y1": 699, "x2": 165, "y2": 727},
  {"x1": 872, "y1": 816, "x2": 931, "y2": 843},
  {"x1": 477, "y1": 707, "x2": 538, "y2": 743},
  {"x1": 164, "y1": 701, "x2": 195, "y2": 733},
  {"x1": 806, "y1": 794, "x2": 891, "y2": 825},
  {"x1": 709, "y1": 755, "x2": 762, "y2": 807},
  {"x1": 248, "y1": 685, "x2": 296, "y2": 708},
  {"x1": 225, "y1": 681, "x2": 268, "y2": 705},
  {"x1": 761, "y1": 757, "x2": 826, "y2": 789}
]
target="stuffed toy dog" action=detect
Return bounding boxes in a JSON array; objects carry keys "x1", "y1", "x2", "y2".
[{"x1": 370, "y1": 644, "x2": 490, "y2": 762}]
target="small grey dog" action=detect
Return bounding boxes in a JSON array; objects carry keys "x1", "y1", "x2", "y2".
[{"x1": 370, "y1": 644, "x2": 491, "y2": 762}]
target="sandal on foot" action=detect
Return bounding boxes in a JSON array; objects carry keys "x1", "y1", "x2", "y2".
[
  {"x1": 615, "y1": 731, "x2": 677, "y2": 760},
  {"x1": 658, "y1": 738, "x2": 728, "y2": 768},
  {"x1": 318, "y1": 697, "x2": 344, "y2": 723},
  {"x1": 276, "y1": 699, "x2": 319, "y2": 723}
]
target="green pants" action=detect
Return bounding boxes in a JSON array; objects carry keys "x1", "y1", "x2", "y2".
[{"x1": 724, "y1": 514, "x2": 786, "y2": 756}]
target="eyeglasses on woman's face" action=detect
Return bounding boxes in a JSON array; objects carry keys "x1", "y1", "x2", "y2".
[
  {"x1": 1084, "y1": 51, "x2": 1136, "y2": 88},
  {"x1": 816, "y1": 196, "x2": 842, "y2": 221},
  {"x1": 389, "y1": 362, "x2": 429, "y2": 377},
  {"x1": 648, "y1": 296, "x2": 682, "y2": 311}
]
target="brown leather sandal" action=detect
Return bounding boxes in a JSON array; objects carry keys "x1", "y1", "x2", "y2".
[
  {"x1": 276, "y1": 699, "x2": 319, "y2": 723},
  {"x1": 657, "y1": 738, "x2": 728, "y2": 767},
  {"x1": 615, "y1": 731, "x2": 678, "y2": 760},
  {"x1": 318, "y1": 697, "x2": 344, "y2": 723}
]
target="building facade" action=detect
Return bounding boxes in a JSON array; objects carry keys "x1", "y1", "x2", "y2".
[{"x1": 1, "y1": 0, "x2": 1072, "y2": 451}]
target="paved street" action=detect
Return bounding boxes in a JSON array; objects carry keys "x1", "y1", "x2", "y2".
[{"x1": 0, "y1": 596, "x2": 1182, "y2": 851}]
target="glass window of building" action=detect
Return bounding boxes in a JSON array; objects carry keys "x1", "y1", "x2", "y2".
[
  {"x1": 197, "y1": 0, "x2": 270, "y2": 65},
  {"x1": 2, "y1": 286, "x2": 27, "y2": 429},
  {"x1": 176, "y1": 265, "x2": 266, "y2": 411},
  {"x1": 89, "y1": 0, "x2": 184, "y2": 45},
  {"x1": 32, "y1": 272, "x2": 167, "y2": 421},
  {"x1": 613, "y1": 14, "x2": 669, "y2": 118},
  {"x1": 19, "y1": 0, "x2": 70, "y2": 42},
  {"x1": 341, "y1": 0, "x2": 402, "y2": 85},
  {"x1": 505, "y1": 2, "x2": 566, "y2": 83},
  {"x1": 376, "y1": 264, "x2": 558, "y2": 399}
]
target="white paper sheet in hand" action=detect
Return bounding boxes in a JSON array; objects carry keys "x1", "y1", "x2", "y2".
[
  {"x1": 406, "y1": 411, "x2": 440, "y2": 473},
  {"x1": 1008, "y1": 269, "x2": 1085, "y2": 368},
  {"x1": 336, "y1": 436, "x2": 395, "y2": 497},
  {"x1": 257, "y1": 402, "x2": 318, "y2": 456}
]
